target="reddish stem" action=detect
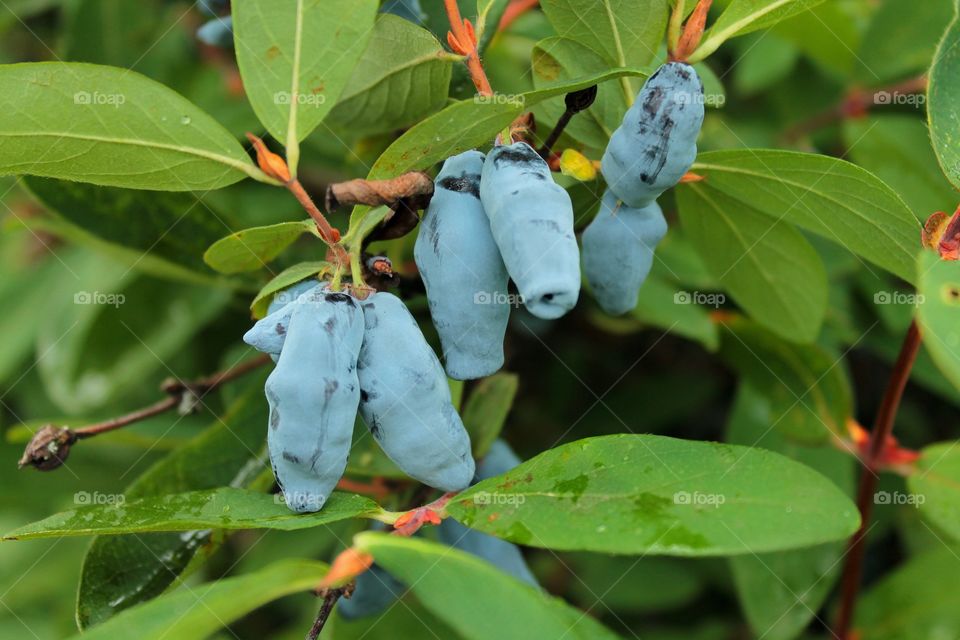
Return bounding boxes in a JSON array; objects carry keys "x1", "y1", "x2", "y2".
[
  {"x1": 444, "y1": 0, "x2": 494, "y2": 96},
  {"x1": 833, "y1": 320, "x2": 922, "y2": 638},
  {"x1": 499, "y1": 0, "x2": 539, "y2": 31}
]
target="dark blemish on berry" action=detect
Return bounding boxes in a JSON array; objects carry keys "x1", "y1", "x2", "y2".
[
  {"x1": 522, "y1": 170, "x2": 547, "y2": 181},
  {"x1": 511, "y1": 190, "x2": 520, "y2": 195},
  {"x1": 674, "y1": 65, "x2": 692, "y2": 82},
  {"x1": 541, "y1": 293, "x2": 555, "y2": 302},
  {"x1": 530, "y1": 218, "x2": 562, "y2": 234},
  {"x1": 367, "y1": 414, "x2": 381, "y2": 439},
  {"x1": 275, "y1": 323, "x2": 286, "y2": 336},
  {"x1": 324, "y1": 316, "x2": 336, "y2": 334},
  {"x1": 323, "y1": 378, "x2": 339, "y2": 400},
  {"x1": 282, "y1": 451, "x2": 301, "y2": 464},
  {"x1": 642, "y1": 87, "x2": 665, "y2": 117},
  {"x1": 269, "y1": 408, "x2": 281, "y2": 430},
  {"x1": 325, "y1": 292, "x2": 354, "y2": 305},
  {"x1": 438, "y1": 172, "x2": 481, "y2": 198},
  {"x1": 492, "y1": 144, "x2": 543, "y2": 168},
  {"x1": 640, "y1": 115, "x2": 675, "y2": 185}
]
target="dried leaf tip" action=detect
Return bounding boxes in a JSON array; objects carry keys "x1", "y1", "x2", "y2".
[
  {"x1": 923, "y1": 206, "x2": 960, "y2": 260},
  {"x1": 318, "y1": 547, "x2": 374, "y2": 589},
  {"x1": 245, "y1": 133, "x2": 291, "y2": 183}
]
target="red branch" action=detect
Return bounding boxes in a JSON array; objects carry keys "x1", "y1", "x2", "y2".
[
  {"x1": 499, "y1": 0, "x2": 539, "y2": 31},
  {"x1": 444, "y1": 0, "x2": 493, "y2": 96}
]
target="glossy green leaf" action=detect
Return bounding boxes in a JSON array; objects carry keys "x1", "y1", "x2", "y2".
[
  {"x1": 532, "y1": 37, "x2": 627, "y2": 149},
  {"x1": 68, "y1": 560, "x2": 328, "y2": 640},
  {"x1": 0, "y1": 63, "x2": 264, "y2": 190},
  {"x1": 694, "y1": 0, "x2": 827, "y2": 61},
  {"x1": 462, "y1": 372, "x2": 518, "y2": 457},
  {"x1": 540, "y1": 0, "x2": 667, "y2": 71},
  {"x1": 910, "y1": 441, "x2": 960, "y2": 539},
  {"x1": 727, "y1": 384, "x2": 854, "y2": 640},
  {"x1": 917, "y1": 251, "x2": 960, "y2": 391},
  {"x1": 203, "y1": 220, "x2": 317, "y2": 274},
  {"x1": 23, "y1": 177, "x2": 240, "y2": 286},
  {"x1": 843, "y1": 116, "x2": 956, "y2": 222},
  {"x1": 250, "y1": 260, "x2": 329, "y2": 318},
  {"x1": 446, "y1": 434, "x2": 860, "y2": 556},
  {"x1": 718, "y1": 317, "x2": 853, "y2": 443},
  {"x1": 232, "y1": 0, "x2": 378, "y2": 158},
  {"x1": 363, "y1": 68, "x2": 647, "y2": 181},
  {"x1": 327, "y1": 14, "x2": 453, "y2": 135},
  {"x1": 677, "y1": 181, "x2": 828, "y2": 343},
  {"x1": 355, "y1": 533, "x2": 620, "y2": 640},
  {"x1": 855, "y1": 546, "x2": 960, "y2": 639},
  {"x1": 76, "y1": 379, "x2": 270, "y2": 628},
  {"x1": 690, "y1": 149, "x2": 921, "y2": 283},
  {"x1": 4, "y1": 488, "x2": 381, "y2": 540},
  {"x1": 929, "y1": 0, "x2": 960, "y2": 190}
]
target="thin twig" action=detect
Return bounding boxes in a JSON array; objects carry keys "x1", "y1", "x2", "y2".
[
  {"x1": 785, "y1": 75, "x2": 927, "y2": 141},
  {"x1": 306, "y1": 587, "x2": 348, "y2": 640},
  {"x1": 498, "y1": 0, "x2": 539, "y2": 31},
  {"x1": 833, "y1": 320, "x2": 922, "y2": 639}
]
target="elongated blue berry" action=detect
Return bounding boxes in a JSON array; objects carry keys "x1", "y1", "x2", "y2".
[
  {"x1": 357, "y1": 292, "x2": 474, "y2": 491},
  {"x1": 415, "y1": 151, "x2": 510, "y2": 380},
  {"x1": 196, "y1": 16, "x2": 233, "y2": 48},
  {"x1": 480, "y1": 142, "x2": 580, "y2": 320},
  {"x1": 602, "y1": 62, "x2": 704, "y2": 208},
  {"x1": 243, "y1": 280, "x2": 321, "y2": 361},
  {"x1": 337, "y1": 565, "x2": 406, "y2": 619},
  {"x1": 265, "y1": 289, "x2": 363, "y2": 513},
  {"x1": 438, "y1": 440, "x2": 538, "y2": 586},
  {"x1": 582, "y1": 190, "x2": 668, "y2": 316}
]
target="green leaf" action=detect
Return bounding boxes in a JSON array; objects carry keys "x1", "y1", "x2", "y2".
[
  {"x1": 4, "y1": 488, "x2": 381, "y2": 540},
  {"x1": 203, "y1": 220, "x2": 317, "y2": 275},
  {"x1": 727, "y1": 384, "x2": 855, "y2": 640},
  {"x1": 462, "y1": 373, "x2": 519, "y2": 457},
  {"x1": 76, "y1": 379, "x2": 270, "y2": 627},
  {"x1": 250, "y1": 260, "x2": 330, "y2": 318},
  {"x1": 855, "y1": 546, "x2": 960, "y2": 639},
  {"x1": 690, "y1": 149, "x2": 921, "y2": 284},
  {"x1": 531, "y1": 37, "x2": 627, "y2": 149},
  {"x1": 446, "y1": 434, "x2": 860, "y2": 556},
  {"x1": 363, "y1": 68, "x2": 647, "y2": 181},
  {"x1": 929, "y1": 0, "x2": 960, "y2": 190},
  {"x1": 540, "y1": 0, "x2": 667, "y2": 71},
  {"x1": 23, "y1": 177, "x2": 240, "y2": 286},
  {"x1": 917, "y1": 251, "x2": 960, "y2": 392},
  {"x1": 232, "y1": 0, "x2": 378, "y2": 162},
  {"x1": 677, "y1": 181, "x2": 828, "y2": 343},
  {"x1": 68, "y1": 560, "x2": 328, "y2": 640},
  {"x1": 694, "y1": 0, "x2": 827, "y2": 62},
  {"x1": 718, "y1": 317, "x2": 853, "y2": 443},
  {"x1": 630, "y1": 275, "x2": 720, "y2": 351},
  {"x1": 854, "y1": 0, "x2": 954, "y2": 84},
  {"x1": 327, "y1": 14, "x2": 453, "y2": 135},
  {"x1": 910, "y1": 441, "x2": 960, "y2": 540},
  {"x1": 36, "y1": 277, "x2": 231, "y2": 413},
  {"x1": 354, "y1": 533, "x2": 620, "y2": 640},
  {"x1": 0, "y1": 63, "x2": 264, "y2": 190},
  {"x1": 843, "y1": 116, "x2": 957, "y2": 222}
]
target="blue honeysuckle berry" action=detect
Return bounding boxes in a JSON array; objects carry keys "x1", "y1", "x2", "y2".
[
  {"x1": 356, "y1": 291, "x2": 475, "y2": 492},
  {"x1": 602, "y1": 62, "x2": 705, "y2": 208},
  {"x1": 582, "y1": 190, "x2": 668, "y2": 316},
  {"x1": 414, "y1": 150, "x2": 510, "y2": 381},
  {"x1": 480, "y1": 141, "x2": 581, "y2": 321},
  {"x1": 264, "y1": 288, "x2": 364, "y2": 513},
  {"x1": 196, "y1": 16, "x2": 233, "y2": 49},
  {"x1": 243, "y1": 280, "x2": 321, "y2": 362},
  {"x1": 379, "y1": 0, "x2": 425, "y2": 24}
]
